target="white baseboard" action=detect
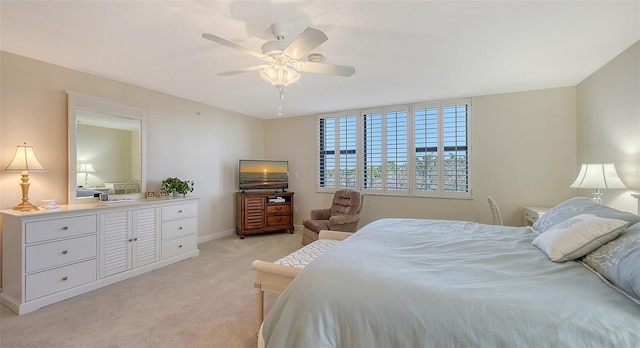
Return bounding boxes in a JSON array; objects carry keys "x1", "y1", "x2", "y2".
[{"x1": 197, "y1": 228, "x2": 235, "y2": 244}]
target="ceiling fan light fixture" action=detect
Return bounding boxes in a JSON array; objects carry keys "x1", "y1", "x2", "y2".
[{"x1": 259, "y1": 65, "x2": 300, "y2": 87}]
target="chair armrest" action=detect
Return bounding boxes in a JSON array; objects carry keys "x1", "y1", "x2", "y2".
[
  {"x1": 328, "y1": 214, "x2": 360, "y2": 226},
  {"x1": 318, "y1": 230, "x2": 353, "y2": 241},
  {"x1": 310, "y1": 208, "x2": 331, "y2": 220}
]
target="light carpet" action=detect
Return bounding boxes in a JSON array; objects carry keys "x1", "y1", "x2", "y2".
[{"x1": 0, "y1": 230, "x2": 302, "y2": 348}]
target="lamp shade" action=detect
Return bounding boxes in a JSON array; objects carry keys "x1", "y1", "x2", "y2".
[
  {"x1": 78, "y1": 163, "x2": 96, "y2": 173},
  {"x1": 4, "y1": 143, "x2": 46, "y2": 172},
  {"x1": 570, "y1": 163, "x2": 626, "y2": 189}
]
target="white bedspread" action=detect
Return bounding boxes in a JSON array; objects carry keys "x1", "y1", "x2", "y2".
[{"x1": 262, "y1": 218, "x2": 640, "y2": 347}]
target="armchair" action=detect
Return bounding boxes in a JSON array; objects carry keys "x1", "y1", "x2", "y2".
[{"x1": 302, "y1": 189, "x2": 364, "y2": 245}]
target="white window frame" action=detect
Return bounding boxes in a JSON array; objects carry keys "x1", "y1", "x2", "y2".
[
  {"x1": 316, "y1": 99, "x2": 472, "y2": 199},
  {"x1": 360, "y1": 105, "x2": 410, "y2": 196},
  {"x1": 316, "y1": 111, "x2": 360, "y2": 192},
  {"x1": 412, "y1": 99, "x2": 472, "y2": 199}
]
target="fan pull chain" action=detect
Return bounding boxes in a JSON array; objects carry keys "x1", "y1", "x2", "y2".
[{"x1": 277, "y1": 86, "x2": 284, "y2": 116}]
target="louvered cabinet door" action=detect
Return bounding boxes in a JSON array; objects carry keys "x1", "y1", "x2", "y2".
[
  {"x1": 132, "y1": 207, "x2": 158, "y2": 268},
  {"x1": 100, "y1": 211, "x2": 130, "y2": 278},
  {"x1": 244, "y1": 196, "x2": 265, "y2": 229}
]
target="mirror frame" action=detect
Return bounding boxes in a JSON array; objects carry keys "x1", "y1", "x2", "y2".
[{"x1": 67, "y1": 91, "x2": 147, "y2": 203}]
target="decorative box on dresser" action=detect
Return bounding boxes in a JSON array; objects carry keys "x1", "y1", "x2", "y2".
[
  {"x1": 236, "y1": 191, "x2": 294, "y2": 239},
  {"x1": 1, "y1": 197, "x2": 199, "y2": 315}
]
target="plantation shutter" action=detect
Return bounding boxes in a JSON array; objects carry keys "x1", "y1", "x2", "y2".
[
  {"x1": 362, "y1": 112, "x2": 383, "y2": 191},
  {"x1": 318, "y1": 117, "x2": 336, "y2": 189},
  {"x1": 339, "y1": 115, "x2": 357, "y2": 188},
  {"x1": 414, "y1": 104, "x2": 439, "y2": 193},
  {"x1": 442, "y1": 102, "x2": 469, "y2": 195},
  {"x1": 386, "y1": 109, "x2": 408, "y2": 192}
]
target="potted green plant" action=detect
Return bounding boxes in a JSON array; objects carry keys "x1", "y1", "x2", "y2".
[{"x1": 161, "y1": 177, "x2": 194, "y2": 197}]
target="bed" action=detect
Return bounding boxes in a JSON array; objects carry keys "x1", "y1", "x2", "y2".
[
  {"x1": 260, "y1": 197, "x2": 640, "y2": 347},
  {"x1": 252, "y1": 230, "x2": 352, "y2": 329},
  {"x1": 76, "y1": 187, "x2": 106, "y2": 197}
]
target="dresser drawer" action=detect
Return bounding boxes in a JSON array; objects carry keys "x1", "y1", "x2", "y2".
[
  {"x1": 267, "y1": 204, "x2": 290, "y2": 215},
  {"x1": 25, "y1": 259, "x2": 97, "y2": 301},
  {"x1": 26, "y1": 215, "x2": 97, "y2": 244},
  {"x1": 267, "y1": 215, "x2": 291, "y2": 227},
  {"x1": 161, "y1": 218, "x2": 197, "y2": 241},
  {"x1": 26, "y1": 235, "x2": 97, "y2": 273},
  {"x1": 162, "y1": 235, "x2": 197, "y2": 260},
  {"x1": 161, "y1": 203, "x2": 197, "y2": 221}
]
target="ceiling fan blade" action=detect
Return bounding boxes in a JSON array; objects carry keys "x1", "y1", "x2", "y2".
[
  {"x1": 202, "y1": 33, "x2": 264, "y2": 59},
  {"x1": 218, "y1": 65, "x2": 268, "y2": 76},
  {"x1": 284, "y1": 27, "x2": 328, "y2": 60},
  {"x1": 297, "y1": 61, "x2": 355, "y2": 77}
]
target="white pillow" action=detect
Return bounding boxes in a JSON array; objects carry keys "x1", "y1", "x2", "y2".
[{"x1": 532, "y1": 214, "x2": 628, "y2": 262}]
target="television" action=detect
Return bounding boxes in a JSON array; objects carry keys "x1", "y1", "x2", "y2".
[{"x1": 239, "y1": 160, "x2": 289, "y2": 192}]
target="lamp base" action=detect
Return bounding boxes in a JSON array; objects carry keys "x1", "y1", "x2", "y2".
[
  {"x1": 592, "y1": 189, "x2": 603, "y2": 204},
  {"x1": 12, "y1": 172, "x2": 39, "y2": 211},
  {"x1": 12, "y1": 201, "x2": 39, "y2": 211}
]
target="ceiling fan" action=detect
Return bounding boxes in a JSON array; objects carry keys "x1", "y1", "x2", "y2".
[{"x1": 202, "y1": 22, "x2": 355, "y2": 89}]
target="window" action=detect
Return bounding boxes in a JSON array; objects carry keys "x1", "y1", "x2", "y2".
[
  {"x1": 361, "y1": 106, "x2": 410, "y2": 194},
  {"x1": 414, "y1": 100, "x2": 470, "y2": 198},
  {"x1": 317, "y1": 99, "x2": 471, "y2": 198},
  {"x1": 318, "y1": 117, "x2": 335, "y2": 188},
  {"x1": 386, "y1": 109, "x2": 409, "y2": 191},
  {"x1": 317, "y1": 112, "x2": 358, "y2": 190},
  {"x1": 362, "y1": 112, "x2": 382, "y2": 190},
  {"x1": 339, "y1": 115, "x2": 357, "y2": 188}
]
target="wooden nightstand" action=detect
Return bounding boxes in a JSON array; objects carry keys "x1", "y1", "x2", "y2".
[{"x1": 524, "y1": 207, "x2": 550, "y2": 226}]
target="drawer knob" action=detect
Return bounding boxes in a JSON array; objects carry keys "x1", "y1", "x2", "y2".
[
  {"x1": 178, "y1": 210, "x2": 183, "y2": 213},
  {"x1": 62, "y1": 276, "x2": 68, "y2": 281},
  {"x1": 128, "y1": 238, "x2": 133, "y2": 242},
  {"x1": 178, "y1": 244, "x2": 183, "y2": 248},
  {"x1": 62, "y1": 226, "x2": 69, "y2": 231},
  {"x1": 62, "y1": 250, "x2": 68, "y2": 255},
  {"x1": 178, "y1": 226, "x2": 183, "y2": 230},
  {"x1": 133, "y1": 237, "x2": 138, "y2": 241}
]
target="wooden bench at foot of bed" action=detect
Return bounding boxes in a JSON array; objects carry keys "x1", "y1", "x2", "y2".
[{"x1": 252, "y1": 230, "x2": 353, "y2": 329}]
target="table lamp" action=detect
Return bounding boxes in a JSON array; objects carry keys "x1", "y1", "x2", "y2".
[
  {"x1": 78, "y1": 163, "x2": 96, "y2": 187},
  {"x1": 4, "y1": 143, "x2": 47, "y2": 211},
  {"x1": 570, "y1": 163, "x2": 626, "y2": 203}
]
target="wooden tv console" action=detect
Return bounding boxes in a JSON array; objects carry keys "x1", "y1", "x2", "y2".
[{"x1": 235, "y1": 191, "x2": 294, "y2": 239}]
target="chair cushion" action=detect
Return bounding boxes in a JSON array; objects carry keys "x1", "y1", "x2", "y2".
[
  {"x1": 330, "y1": 189, "x2": 362, "y2": 217},
  {"x1": 303, "y1": 219, "x2": 329, "y2": 233}
]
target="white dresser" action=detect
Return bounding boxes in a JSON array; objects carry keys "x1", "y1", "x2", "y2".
[{"x1": 1, "y1": 197, "x2": 199, "y2": 315}]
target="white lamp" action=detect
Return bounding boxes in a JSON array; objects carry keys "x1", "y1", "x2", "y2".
[
  {"x1": 78, "y1": 163, "x2": 96, "y2": 187},
  {"x1": 259, "y1": 65, "x2": 301, "y2": 88},
  {"x1": 570, "y1": 163, "x2": 627, "y2": 203},
  {"x1": 4, "y1": 143, "x2": 47, "y2": 211},
  {"x1": 260, "y1": 64, "x2": 301, "y2": 116}
]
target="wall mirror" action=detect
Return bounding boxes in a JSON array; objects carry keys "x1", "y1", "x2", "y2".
[{"x1": 68, "y1": 92, "x2": 147, "y2": 203}]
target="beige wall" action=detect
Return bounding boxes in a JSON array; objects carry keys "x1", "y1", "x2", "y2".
[
  {"x1": 77, "y1": 124, "x2": 134, "y2": 187},
  {"x1": 0, "y1": 51, "x2": 265, "y2": 241},
  {"x1": 265, "y1": 86, "x2": 578, "y2": 228},
  {"x1": 576, "y1": 41, "x2": 640, "y2": 213}
]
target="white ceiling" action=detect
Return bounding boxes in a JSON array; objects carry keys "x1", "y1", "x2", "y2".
[{"x1": 1, "y1": 1, "x2": 638, "y2": 119}]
